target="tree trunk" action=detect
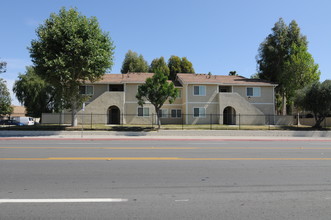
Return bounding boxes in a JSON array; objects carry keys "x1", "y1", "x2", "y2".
[
  {"x1": 313, "y1": 115, "x2": 324, "y2": 129},
  {"x1": 282, "y1": 93, "x2": 287, "y2": 115},
  {"x1": 296, "y1": 112, "x2": 301, "y2": 126},
  {"x1": 155, "y1": 107, "x2": 161, "y2": 130},
  {"x1": 71, "y1": 100, "x2": 78, "y2": 127}
]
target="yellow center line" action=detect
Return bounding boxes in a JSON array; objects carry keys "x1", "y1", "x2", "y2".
[
  {"x1": 1, "y1": 146, "x2": 331, "y2": 150},
  {"x1": 1, "y1": 157, "x2": 331, "y2": 161},
  {"x1": 0, "y1": 146, "x2": 209, "y2": 150}
]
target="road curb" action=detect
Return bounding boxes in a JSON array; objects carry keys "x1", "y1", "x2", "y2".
[{"x1": 1, "y1": 136, "x2": 331, "y2": 142}]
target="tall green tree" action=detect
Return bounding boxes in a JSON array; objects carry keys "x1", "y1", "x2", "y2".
[
  {"x1": 13, "y1": 66, "x2": 55, "y2": 118},
  {"x1": 180, "y1": 57, "x2": 195, "y2": 73},
  {"x1": 168, "y1": 56, "x2": 182, "y2": 80},
  {"x1": 149, "y1": 57, "x2": 170, "y2": 76},
  {"x1": 136, "y1": 70, "x2": 178, "y2": 129},
  {"x1": 29, "y1": 7, "x2": 115, "y2": 126},
  {"x1": 0, "y1": 60, "x2": 6, "y2": 73},
  {"x1": 0, "y1": 79, "x2": 13, "y2": 116},
  {"x1": 121, "y1": 50, "x2": 149, "y2": 73},
  {"x1": 168, "y1": 56, "x2": 195, "y2": 80},
  {"x1": 295, "y1": 80, "x2": 331, "y2": 128},
  {"x1": 256, "y1": 18, "x2": 319, "y2": 115},
  {"x1": 282, "y1": 44, "x2": 320, "y2": 102},
  {"x1": 0, "y1": 61, "x2": 12, "y2": 116}
]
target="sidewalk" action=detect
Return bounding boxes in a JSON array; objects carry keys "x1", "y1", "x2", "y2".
[{"x1": 0, "y1": 130, "x2": 330, "y2": 141}]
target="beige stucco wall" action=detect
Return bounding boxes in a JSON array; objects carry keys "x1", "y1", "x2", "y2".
[
  {"x1": 232, "y1": 86, "x2": 274, "y2": 104},
  {"x1": 124, "y1": 103, "x2": 154, "y2": 125},
  {"x1": 187, "y1": 84, "x2": 219, "y2": 103},
  {"x1": 300, "y1": 117, "x2": 331, "y2": 127},
  {"x1": 186, "y1": 103, "x2": 219, "y2": 124},
  {"x1": 218, "y1": 93, "x2": 265, "y2": 125},
  {"x1": 41, "y1": 113, "x2": 72, "y2": 124},
  {"x1": 163, "y1": 88, "x2": 183, "y2": 105},
  {"x1": 232, "y1": 86, "x2": 275, "y2": 116},
  {"x1": 76, "y1": 91, "x2": 125, "y2": 124},
  {"x1": 251, "y1": 104, "x2": 275, "y2": 115},
  {"x1": 42, "y1": 81, "x2": 276, "y2": 125},
  {"x1": 125, "y1": 84, "x2": 139, "y2": 102},
  {"x1": 158, "y1": 104, "x2": 184, "y2": 124},
  {"x1": 92, "y1": 84, "x2": 108, "y2": 101},
  {"x1": 182, "y1": 85, "x2": 188, "y2": 116}
]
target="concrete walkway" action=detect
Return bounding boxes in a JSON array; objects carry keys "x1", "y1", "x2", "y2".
[{"x1": 0, "y1": 130, "x2": 330, "y2": 140}]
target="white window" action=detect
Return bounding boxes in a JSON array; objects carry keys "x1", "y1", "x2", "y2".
[
  {"x1": 193, "y1": 85, "x2": 206, "y2": 96},
  {"x1": 193, "y1": 107, "x2": 206, "y2": 118},
  {"x1": 171, "y1": 109, "x2": 182, "y2": 118},
  {"x1": 246, "y1": 87, "x2": 261, "y2": 97},
  {"x1": 158, "y1": 109, "x2": 168, "y2": 118},
  {"x1": 138, "y1": 107, "x2": 149, "y2": 117},
  {"x1": 79, "y1": 85, "x2": 94, "y2": 95}
]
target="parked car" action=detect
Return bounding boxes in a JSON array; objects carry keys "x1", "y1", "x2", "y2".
[
  {"x1": 0, "y1": 119, "x2": 24, "y2": 126},
  {"x1": 11, "y1": 117, "x2": 35, "y2": 125}
]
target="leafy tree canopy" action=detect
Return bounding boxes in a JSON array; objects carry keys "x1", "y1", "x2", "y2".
[
  {"x1": 29, "y1": 7, "x2": 115, "y2": 126},
  {"x1": 168, "y1": 56, "x2": 195, "y2": 80},
  {"x1": 180, "y1": 57, "x2": 195, "y2": 73},
  {"x1": 121, "y1": 50, "x2": 149, "y2": 73},
  {"x1": 168, "y1": 56, "x2": 182, "y2": 80},
  {"x1": 283, "y1": 43, "x2": 320, "y2": 100},
  {"x1": 13, "y1": 66, "x2": 55, "y2": 118},
  {"x1": 149, "y1": 57, "x2": 170, "y2": 76},
  {"x1": 295, "y1": 80, "x2": 331, "y2": 128},
  {"x1": 0, "y1": 78, "x2": 13, "y2": 116},
  {"x1": 256, "y1": 18, "x2": 320, "y2": 115},
  {"x1": 0, "y1": 59, "x2": 6, "y2": 73},
  {"x1": 136, "y1": 70, "x2": 178, "y2": 129},
  {"x1": 0, "y1": 61, "x2": 12, "y2": 116}
]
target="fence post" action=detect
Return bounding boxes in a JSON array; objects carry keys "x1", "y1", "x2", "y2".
[
  {"x1": 81, "y1": 113, "x2": 84, "y2": 138},
  {"x1": 90, "y1": 113, "x2": 93, "y2": 130},
  {"x1": 152, "y1": 113, "x2": 154, "y2": 128},
  {"x1": 59, "y1": 113, "x2": 61, "y2": 127},
  {"x1": 182, "y1": 114, "x2": 184, "y2": 130},
  {"x1": 210, "y1": 114, "x2": 212, "y2": 130},
  {"x1": 238, "y1": 114, "x2": 240, "y2": 130},
  {"x1": 269, "y1": 115, "x2": 271, "y2": 130}
]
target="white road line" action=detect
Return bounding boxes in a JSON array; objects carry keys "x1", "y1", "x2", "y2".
[
  {"x1": 175, "y1": 199, "x2": 189, "y2": 202},
  {"x1": 0, "y1": 198, "x2": 128, "y2": 203}
]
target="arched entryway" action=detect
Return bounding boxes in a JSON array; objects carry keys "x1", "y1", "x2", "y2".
[
  {"x1": 108, "y1": 106, "x2": 120, "y2": 124},
  {"x1": 223, "y1": 106, "x2": 236, "y2": 125}
]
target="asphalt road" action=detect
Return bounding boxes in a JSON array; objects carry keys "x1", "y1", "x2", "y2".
[{"x1": 1, "y1": 139, "x2": 331, "y2": 220}]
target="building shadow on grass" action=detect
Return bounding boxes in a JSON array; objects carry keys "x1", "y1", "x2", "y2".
[{"x1": 0, "y1": 125, "x2": 156, "y2": 137}]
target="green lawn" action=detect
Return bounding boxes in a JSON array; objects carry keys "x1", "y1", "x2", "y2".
[{"x1": 1, "y1": 123, "x2": 326, "y2": 131}]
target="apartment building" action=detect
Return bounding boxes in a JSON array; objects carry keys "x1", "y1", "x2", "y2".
[{"x1": 43, "y1": 73, "x2": 277, "y2": 125}]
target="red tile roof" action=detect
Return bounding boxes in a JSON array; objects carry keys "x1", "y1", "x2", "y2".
[
  {"x1": 177, "y1": 73, "x2": 277, "y2": 86},
  {"x1": 94, "y1": 73, "x2": 154, "y2": 84},
  {"x1": 10, "y1": 106, "x2": 26, "y2": 116},
  {"x1": 90, "y1": 73, "x2": 276, "y2": 87}
]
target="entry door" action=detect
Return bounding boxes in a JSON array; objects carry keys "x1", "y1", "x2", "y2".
[{"x1": 109, "y1": 107, "x2": 120, "y2": 124}]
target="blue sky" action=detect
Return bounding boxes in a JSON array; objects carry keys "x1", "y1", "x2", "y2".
[{"x1": 1, "y1": 0, "x2": 330, "y2": 105}]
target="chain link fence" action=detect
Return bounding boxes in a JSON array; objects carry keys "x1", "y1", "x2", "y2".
[{"x1": 37, "y1": 112, "x2": 331, "y2": 130}]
